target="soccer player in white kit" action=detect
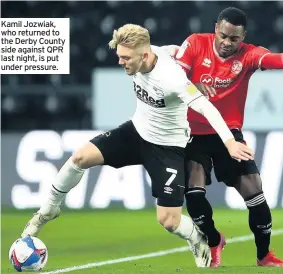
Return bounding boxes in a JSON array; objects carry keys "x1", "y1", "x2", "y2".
[{"x1": 22, "y1": 24, "x2": 254, "y2": 268}]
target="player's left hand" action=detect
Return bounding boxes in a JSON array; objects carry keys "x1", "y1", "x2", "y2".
[
  {"x1": 224, "y1": 138, "x2": 254, "y2": 162},
  {"x1": 195, "y1": 83, "x2": 217, "y2": 98}
]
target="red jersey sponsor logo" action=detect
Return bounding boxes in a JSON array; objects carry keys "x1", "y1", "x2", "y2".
[
  {"x1": 200, "y1": 74, "x2": 214, "y2": 86},
  {"x1": 200, "y1": 74, "x2": 233, "y2": 88},
  {"x1": 214, "y1": 77, "x2": 233, "y2": 88}
]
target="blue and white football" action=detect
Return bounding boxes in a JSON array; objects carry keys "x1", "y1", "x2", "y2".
[{"x1": 9, "y1": 236, "x2": 48, "y2": 272}]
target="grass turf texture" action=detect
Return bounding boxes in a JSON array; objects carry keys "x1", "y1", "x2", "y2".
[{"x1": 2, "y1": 208, "x2": 283, "y2": 274}]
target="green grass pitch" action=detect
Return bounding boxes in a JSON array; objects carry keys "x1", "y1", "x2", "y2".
[{"x1": 1, "y1": 208, "x2": 283, "y2": 274}]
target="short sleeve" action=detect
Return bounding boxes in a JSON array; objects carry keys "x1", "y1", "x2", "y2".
[
  {"x1": 175, "y1": 34, "x2": 199, "y2": 74},
  {"x1": 246, "y1": 46, "x2": 271, "y2": 71}
]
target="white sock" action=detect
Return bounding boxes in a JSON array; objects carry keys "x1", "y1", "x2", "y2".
[
  {"x1": 172, "y1": 215, "x2": 202, "y2": 245},
  {"x1": 39, "y1": 158, "x2": 85, "y2": 214},
  {"x1": 53, "y1": 157, "x2": 85, "y2": 192}
]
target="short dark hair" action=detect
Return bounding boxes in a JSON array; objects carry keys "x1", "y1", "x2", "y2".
[{"x1": 217, "y1": 7, "x2": 247, "y2": 29}]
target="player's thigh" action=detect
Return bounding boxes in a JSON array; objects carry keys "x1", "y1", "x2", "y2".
[
  {"x1": 212, "y1": 129, "x2": 259, "y2": 187},
  {"x1": 185, "y1": 136, "x2": 213, "y2": 188},
  {"x1": 234, "y1": 174, "x2": 263, "y2": 199},
  {"x1": 89, "y1": 120, "x2": 141, "y2": 168},
  {"x1": 142, "y1": 143, "x2": 185, "y2": 207}
]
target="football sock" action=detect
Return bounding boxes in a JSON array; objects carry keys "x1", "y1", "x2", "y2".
[
  {"x1": 245, "y1": 192, "x2": 271, "y2": 260},
  {"x1": 172, "y1": 214, "x2": 202, "y2": 245},
  {"x1": 185, "y1": 187, "x2": 221, "y2": 247},
  {"x1": 39, "y1": 158, "x2": 85, "y2": 213}
]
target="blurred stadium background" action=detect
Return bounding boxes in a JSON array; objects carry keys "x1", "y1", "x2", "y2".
[{"x1": 1, "y1": 1, "x2": 283, "y2": 273}]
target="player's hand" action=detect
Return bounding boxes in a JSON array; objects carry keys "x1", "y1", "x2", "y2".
[
  {"x1": 224, "y1": 138, "x2": 254, "y2": 162},
  {"x1": 195, "y1": 83, "x2": 217, "y2": 98}
]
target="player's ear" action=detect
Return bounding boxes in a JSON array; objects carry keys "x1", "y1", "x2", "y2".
[
  {"x1": 214, "y1": 23, "x2": 218, "y2": 33},
  {"x1": 142, "y1": 52, "x2": 148, "y2": 61}
]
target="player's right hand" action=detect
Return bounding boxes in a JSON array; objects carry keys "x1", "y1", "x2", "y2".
[
  {"x1": 224, "y1": 138, "x2": 254, "y2": 162},
  {"x1": 195, "y1": 83, "x2": 217, "y2": 98}
]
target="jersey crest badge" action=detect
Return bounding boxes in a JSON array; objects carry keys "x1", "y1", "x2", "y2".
[{"x1": 231, "y1": 60, "x2": 243, "y2": 74}]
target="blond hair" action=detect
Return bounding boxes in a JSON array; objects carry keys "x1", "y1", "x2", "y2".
[{"x1": 109, "y1": 24, "x2": 150, "y2": 49}]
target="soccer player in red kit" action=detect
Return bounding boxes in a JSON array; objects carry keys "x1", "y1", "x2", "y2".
[{"x1": 175, "y1": 7, "x2": 283, "y2": 268}]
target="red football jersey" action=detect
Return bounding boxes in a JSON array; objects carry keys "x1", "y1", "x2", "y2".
[{"x1": 176, "y1": 33, "x2": 270, "y2": 135}]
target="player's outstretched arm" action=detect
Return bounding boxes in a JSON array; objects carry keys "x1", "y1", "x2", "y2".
[
  {"x1": 188, "y1": 95, "x2": 254, "y2": 162},
  {"x1": 172, "y1": 64, "x2": 254, "y2": 161},
  {"x1": 261, "y1": 53, "x2": 283, "y2": 69}
]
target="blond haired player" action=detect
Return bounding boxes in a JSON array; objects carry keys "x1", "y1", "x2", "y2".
[{"x1": 22, "y1": 24, "x2": 254, "y2": 268}]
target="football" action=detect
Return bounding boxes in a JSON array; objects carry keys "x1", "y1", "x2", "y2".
[{"x1": 9, "y1": 236, "x2": 48, "y2": 272}]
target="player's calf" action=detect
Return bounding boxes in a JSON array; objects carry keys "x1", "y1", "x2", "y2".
[
  {"x1": 21, "y1": 142, "x2": 104, "y2": 237},
  {"x1": 157, "y1": 206, "x2": 211, "y2": 267},
  {"x1": 157, "y1": 206, "x2": 181, "y2": 232}
]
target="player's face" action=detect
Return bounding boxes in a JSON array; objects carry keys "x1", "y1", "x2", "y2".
[
  {"x1": 215, "y1": 20, "x2": 246, "y2": 58},
  {"x1": 116, "y1": 45, "x2": 145, "y2": 75}
]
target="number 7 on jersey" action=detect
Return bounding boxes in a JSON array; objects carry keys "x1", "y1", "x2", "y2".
[{"x1": 165, "y1": 168, "x2": 178, "y2": 186}]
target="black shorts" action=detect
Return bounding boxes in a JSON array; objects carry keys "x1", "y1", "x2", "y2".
[
  {"x1": 185, "y1": 129, "x2": 259, "y2": 187},
  {"x1": 90, "y1": 120, "x2": 186, "y2": 206}
]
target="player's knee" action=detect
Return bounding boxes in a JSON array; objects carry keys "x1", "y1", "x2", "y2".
[
  {"x1": 187, "y1": 161, "x2": 206, "y2": 188},
  {"x1": 72, "y1": 142, "x2": 104, "y2": 169},
  {"x1": 157, "y1": 211, "x2": 180, "y2": 232},
  {"x1": 72, "y1": 149, "x2": 87, "y2": 169},
  {"x1": 235, "y1": 174, "x2": 262, "y2": 199}
]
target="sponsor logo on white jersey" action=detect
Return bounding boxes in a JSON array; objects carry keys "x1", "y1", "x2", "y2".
[{"x1": 133, "y1": 82, "x2": 165, "y2": 108}]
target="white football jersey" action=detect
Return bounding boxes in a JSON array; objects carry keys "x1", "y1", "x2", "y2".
[{"x1": 132, "y1": 46, "x2": 203, "y2": 148}]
